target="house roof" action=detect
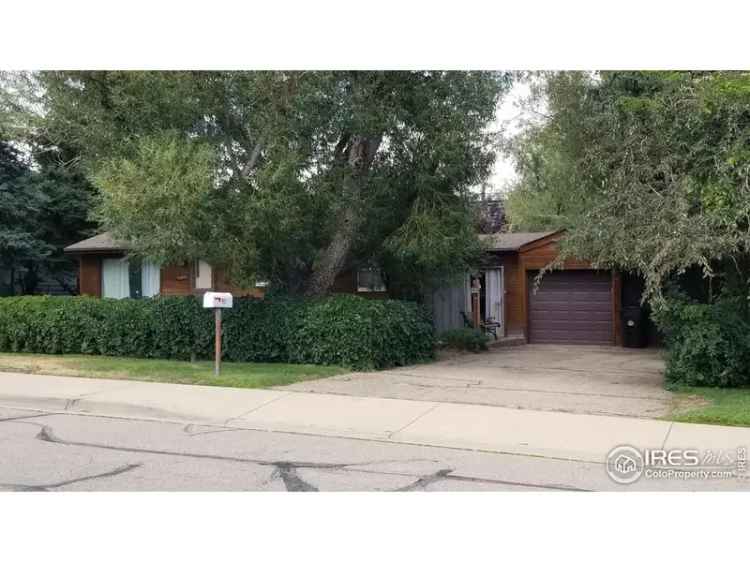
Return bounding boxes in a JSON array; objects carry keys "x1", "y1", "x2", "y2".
[
  {"x1": 66, "y1": 226, "x2": 559, "y2": 255},
  {"x1": 479, "y1": 230, "x2": 559, "y2": 251},
  {"x1": 64, "y1": 232, "x2": 129, "y2": 254}
]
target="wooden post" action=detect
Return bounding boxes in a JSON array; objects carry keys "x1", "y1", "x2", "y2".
[
  {"x1": 472, "y1": 291, "x2": 480, "y2": 329},
  {"x1": 214, "y1": 308, "x2": 222, "y2": 376},
  {"x1": 471, "y1": 277, "x2": 481, "y2": 329}
]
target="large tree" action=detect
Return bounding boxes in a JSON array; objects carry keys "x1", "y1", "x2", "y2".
[
  {"x1": 507, "y1": 71, "x2": 750, "y2": 301},
  {"x1": 0, "y1": 137, "x2": 94, "y2": 295},
  {"x1": 0, "y1": 140, "x2": 42, "y2": 293},
  {"x1": 504, "y1": 72, "x2": 595, "y2": 231},
  {"x1": 0, "y1": 81, "x2": 95, "y2": 295},
  {"x1": 9, "y1": 71, "x2": 509, "y2": 296}
]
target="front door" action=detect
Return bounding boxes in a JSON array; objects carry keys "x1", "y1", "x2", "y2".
[{"x1": 484, "y1": 267, "x2": 504, "y2": 329}]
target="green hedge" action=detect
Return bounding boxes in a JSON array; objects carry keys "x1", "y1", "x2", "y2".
[
  {"x1": 437, "y1": 328, "x2": 489, "y2": 352},
  {"x1": 653, "y1": 298, "x2": 750, "y2": 388},
  {"x1": 0, "y1": 294, "x2": 435, "y2": 370}
]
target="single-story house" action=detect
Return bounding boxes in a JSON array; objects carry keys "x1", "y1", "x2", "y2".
[
  {"x1": 63, "y1": 232, "x2": 388, "y2": 300},
  {"x1": 66, "y1": 227, "x2": 634, "y2": 347}
]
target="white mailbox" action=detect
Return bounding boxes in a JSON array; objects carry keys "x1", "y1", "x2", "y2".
[{"x1": 202, "y1": 292, "x2": 233, "y2": 309}]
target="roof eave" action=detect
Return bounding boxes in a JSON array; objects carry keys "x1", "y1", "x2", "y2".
[
  {"x1": 516, "y1": 229, "x2": 566, "y2": 253},
  {"x1": 64, "y1": 247, "x2": 129, "y2": 255}
]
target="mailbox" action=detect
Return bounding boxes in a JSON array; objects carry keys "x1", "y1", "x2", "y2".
[
  {"x1": 204, "y1": 292, "x2": 232, "y2": 376},
  {"x1": 202, "y1": 292, "x2": 233, "y2": 309}
]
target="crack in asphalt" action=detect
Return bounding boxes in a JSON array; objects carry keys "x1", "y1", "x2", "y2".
[
  {"x1": 397, "y1": 469, "x2": 454, "y2": 491},
  {"x1": 36, "y1": 425, "x2": 371, "y2": 470},
  {"x1": 441, "y1": 473, "x2": 588, "y2": 491},
  {"x1": 273, "y1": 463, "x2": 319, "y2": 492},
  {"x1": 182, "y1": 424, "x2": 244, "y2": 437},
  {"x1": 0, "y1": 413, "x2": 55, "y2": 423},
  {"x1": 0, "y1": 463, "x2": 141, "y2": 492},
  {"x1": 32, "y1": 425, "x2": 413, "y2": 492},
  {"x1": 0, "y1": 413, "x2": 52, "y2": 423},
  {"x1": 393, "y1": 469, "x2": 587, "y2": 492},
  {"x1": 26, "y1": 424, "x2": 588, "y2": 492}
]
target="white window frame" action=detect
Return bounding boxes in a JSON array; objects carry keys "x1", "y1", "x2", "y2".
[
  {"x1": 101, "y1": 257, "x2": 160, "y2": 299},
  {"x1": 101, "y1": 257, "x2": 131, "y2": 299},
  {"x1": 194, "y1": 260, "x2": 213, "y2": 290}
]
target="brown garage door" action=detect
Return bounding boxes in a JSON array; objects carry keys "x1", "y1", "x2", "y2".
[{"x1": 528, "y1": 270, "x2": 613, "y2": 344}]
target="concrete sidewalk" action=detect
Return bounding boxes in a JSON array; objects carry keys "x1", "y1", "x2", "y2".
[{"x1": 1, "y1": 371, "x2": 749, "y2": 464}]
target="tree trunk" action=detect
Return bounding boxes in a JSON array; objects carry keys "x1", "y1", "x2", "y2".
[
  {"x1": 8, "y1": 267, "x2": 15, "y2": 296},
  {"x1": 22, "y1": 263, "x2": 39, "y2": 295},
  {"x1": 304, "y1": 134, "x2": 382, "y2": 296},
  {"x1": 304, "y1": 204, "x2": 359, "y2": 296}
]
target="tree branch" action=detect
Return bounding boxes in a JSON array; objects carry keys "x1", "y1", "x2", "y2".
[{"x1": 241, "y1": 140, "x2": 263, "y2": 178}]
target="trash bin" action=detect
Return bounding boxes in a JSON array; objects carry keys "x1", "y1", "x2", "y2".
[{"x1": 622, "y1": 306, "x2": 647, "y2": 348}]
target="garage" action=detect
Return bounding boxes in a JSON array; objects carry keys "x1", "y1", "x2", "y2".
[{"x1": 528, "y1": 270, "x2": 613, "y2": 344}]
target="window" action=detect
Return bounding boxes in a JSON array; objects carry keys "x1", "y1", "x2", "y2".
[
  {"x1": 102, "y1": 258, "x2": 130, "y2": 299},
  {"x1": 141, "y1": 261, "x2": 161, "y2": 297},
  {"x1": 194, "y1": 260, "x2": 213, "y2": 290},
  {"x1": 357, "y1": 267, "x2": 386, "y2": 292},
  {"x1": 102, "y1": 258, "x2": 160, "y2": 299}
]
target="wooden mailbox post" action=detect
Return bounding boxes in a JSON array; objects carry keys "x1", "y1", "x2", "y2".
[{"x1": 202, "y1": 292, "x2": 233, "y2": 376}]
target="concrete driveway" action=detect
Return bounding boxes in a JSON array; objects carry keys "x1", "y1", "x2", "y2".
[{"x1": 282, "y1": 345, "x2": 672, "y2": 419}]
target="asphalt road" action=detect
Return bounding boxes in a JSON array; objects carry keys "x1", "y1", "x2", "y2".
[
  {"x1": 0, "y1": 404, "x2": 603, "y2": 491},
  {"x1": 2, "y1": 404, "x2": 747, "y2": 491}
]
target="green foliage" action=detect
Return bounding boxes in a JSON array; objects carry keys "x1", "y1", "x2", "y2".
[
  {"x1": 0, "y1": 294, "x2": 434, "y2": 370},
  {"x1": 437, "y1": 328, "x2": 489, "y2": 352},
  {"x1": 0, "y1": 134, "x2": 94, "y2": 295},
  {"x1": 8, "y1": 71, "x2": 510, "y2": 294},
  {"x1": 0, "y1": 142, "x2": 54, "y2": 284},
  {"x1": 379, "y1": 196, "x2": 487, "y2": 298},
  {"x1": 653, "y1": 298, "x2": 750, "y2": 388},
  {"x1": 507, "y1": 71, "x2": 750, "y2": 300},
  {"x1": 669, "y1": 386, "x2": 750, "y2": 428},
  {"x1": 92, "y1": 134, "x2": 228, "y2": 268},
  {"x1": 505, "y1": 72, "x2": 594, "y2": 231},
  {"x1": 0, "y1": 353, "x2": 346, "y2": 390}
]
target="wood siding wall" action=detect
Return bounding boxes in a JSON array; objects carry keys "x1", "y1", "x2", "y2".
[
  {"x1": 79, "y1": 255, "x2": 102, "y2": 297},
  {"x1": 74, "y1": 254, "x2": 315, "y2": 300},
  {"x1": 159, "y1": 264, "x2": 192, "y2": 296},
  {"x1": 497, "y1": 253, "x2": 523, "y2": 335}
]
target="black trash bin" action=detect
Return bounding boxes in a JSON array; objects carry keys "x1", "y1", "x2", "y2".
[{"x1": 622, "y1": 306, "x2": 647, "y2": 348}]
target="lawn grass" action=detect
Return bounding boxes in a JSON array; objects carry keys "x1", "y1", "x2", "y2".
[
  {"x1": 669, "y1": 386, "x2": 750, "y2": 427},
  {"x1": 0, "y1": 352, "x2": 347, "y2": 389}
]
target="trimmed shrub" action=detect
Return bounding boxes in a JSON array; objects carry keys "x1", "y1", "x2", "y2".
[
  {"x1": 653, "y1": 298, "x2": 750, "y2": 388},
  {"x1": 0, "y1": 294, "x2": 434, "y2": 370},
  {"x1": 437, "y1": 328, "x2": 489, "y2": 352}
]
